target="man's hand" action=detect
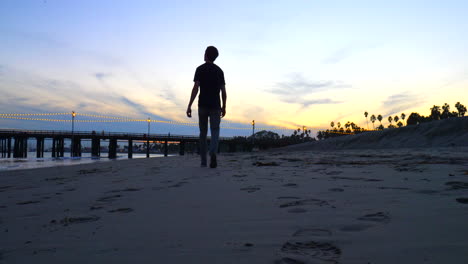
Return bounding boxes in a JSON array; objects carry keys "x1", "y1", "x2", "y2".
[
  {"x1": 221, "y1": 107, "x2": 226, "y2": 118},
  {"x1": 186, "y1": 107, "x2": 192, "y2": 118}
]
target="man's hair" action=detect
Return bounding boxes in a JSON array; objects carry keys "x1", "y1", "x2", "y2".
[{"x1": 205, "y1": 46, "x2": 219, "y2": 62}]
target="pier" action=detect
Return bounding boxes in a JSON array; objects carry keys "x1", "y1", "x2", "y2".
[{"x1": 0, "y1": 129, "x2": 235, "y2": 159}]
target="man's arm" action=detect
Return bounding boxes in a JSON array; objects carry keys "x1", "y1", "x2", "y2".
[
  {"x1": 221, "y1": 84, "x2": 227, "y2": 117},
  {"x1": 186, "y1": 81, "x2": 200, "y2": 118}
]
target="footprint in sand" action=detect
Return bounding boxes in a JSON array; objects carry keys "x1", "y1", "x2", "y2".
[
  {"x1": 52, "y1": 216, "x2": 100, "y2": 226},
  {"x1": 240, "y1": 186, "x2": 261, "y2": 193},
  {"x1": 292, "y1": 228, "x2": 332, "y2": 237},
  {"x1": 96, "y1": 194, "x2": 122, "y2": 202},
  {"x1": 0, "y1": 186, "x2": 13, "y2": 192},
  {"x1": 456, "y1": 198, "x2": 468, "y2": 204},
  {"x1": 108, "y1": 188, "x2": 142, "y2": 193},
  {"x1": 332, "y1": 176, "x2": 382, "y2": 182},
  {"x1": 288, "y1": 208, "x2": 307, "y2": 213},
  {"x1": 325, "y1": 171, "x2": 343, "y2": 176},
  {"x1": 253, "y1": 161, "x2": 279, "y2": 167},
  {"x1": 445, "y1": 181, "x2": 468, "y2": 190},
  {"x1": 414, "y1": 189, "x2": 439, "y2": 194},
  {"x1": 277, "y1": 241, "x2": 341, "y2": 264},
  {"x1": 169, "y1": 181, "x2": 188, "y2": 188},
  {"x1": 279, "y1": 198, "x2": 329, "y2": 208},
  {"x1": 108, "y1": 208, "x2": 134, "y2": 213},
  {"x1": 16, "y1": 200, "x2": 41, "y2": 205},
  {"x1": 357, "y1": 212, "x2": 390, "y2": 223},
  {"x1": 339, "y1": 223, "x2": 373, "y2": 232}
]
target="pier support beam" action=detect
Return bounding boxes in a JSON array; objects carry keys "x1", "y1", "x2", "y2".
[
  {"x1": 7, "y1": 137, "x2": 11, "y2": 158},
  {"x1": 52, "y1": 138, "x2": 56, "y2": 158},
  {"x1": 36, "y1": 137, "x2": 45, "y2": 158},
  {"x1": 179, "y1": 141, "x2": 185, "y2": 156},
  {"x1": 146, "y1": 140, "x2": 150, "y2": 158},
  {"x1": 71, "y1": 137, "x2": 81, "y2": 157},
  {"x1": 128, "y1": 139, "x2": 133, "y2": 159},
  {"x1": 164, "y1": 140, "x2": 168, "y2": 157},
  {"x1": 58, "y1": 138, "x2": 64, "y2": 157},
  {"x1": 13, "y1": 137, "x2": 28, "y2": 158},
  {"x1": 91, "y1": 138, "x2": 100, "y2": 158},
  {"x1": 108, "y1": 139, "x2": 117, "y2": 159},
  {"x1": 52, "y1": 138, "x2": 64, "y2": 158},
  {"x1": 1, "y1": 138, "x2": 4, "y2": 158}
]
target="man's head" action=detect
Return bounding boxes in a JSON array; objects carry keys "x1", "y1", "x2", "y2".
[{"x1": 204, "y1": 46, "x2": 219, "y2": 62}]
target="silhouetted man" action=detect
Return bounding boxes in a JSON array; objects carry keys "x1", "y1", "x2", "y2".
[{"x1": 186, "y1": 46, "x2": 227, "y2": 168}]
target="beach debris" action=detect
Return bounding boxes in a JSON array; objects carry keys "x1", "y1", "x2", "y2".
[
  {"x1": 253, "y1": 161, "x2": 279, "y2": 166},
  {"x1": 244, "y1": 243, "x2": 254, "y2": 247},
  {"x1": 456, "y1": 198, "x2": 468, "y2": 204}
]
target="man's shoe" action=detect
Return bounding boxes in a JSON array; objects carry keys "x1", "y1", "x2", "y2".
[{"x1": 210, "y1": 154, "x2": 217, "y2": 168}]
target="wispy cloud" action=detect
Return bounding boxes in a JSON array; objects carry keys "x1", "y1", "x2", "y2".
[
  {"x1": 322, "y1": 43, "x2": 380, "y2": 64},
  {"x1": 94, "y1": 72, "x2": 112, "y2": 81},
  {"x1": 271, "y1": 73, "x2": 348, "y2": 108},
  {"x1": 381, "y1": 92, "x2": 425, "y2": 116}
]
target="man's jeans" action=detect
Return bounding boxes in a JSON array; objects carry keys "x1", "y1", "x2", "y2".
[{"x1": 198, "y1": 107, "x2": 221, "y2": 163}]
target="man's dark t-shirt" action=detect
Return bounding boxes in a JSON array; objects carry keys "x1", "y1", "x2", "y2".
[{"x1": 194, "y1": 63, "x2": 225, "y2": 109}]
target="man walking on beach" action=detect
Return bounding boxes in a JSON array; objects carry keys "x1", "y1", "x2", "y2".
[{"x1": 186, "y1": 46, "x2": 227, "y2": 168}]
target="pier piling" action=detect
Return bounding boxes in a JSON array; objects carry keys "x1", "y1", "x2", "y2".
[{"x1": 128, "y1": 139, "x2": 133, "y2": 159}]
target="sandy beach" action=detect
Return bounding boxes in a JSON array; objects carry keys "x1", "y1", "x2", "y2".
[{"x1": 1, "y1": 146, "x2": 468, "y2": 263}]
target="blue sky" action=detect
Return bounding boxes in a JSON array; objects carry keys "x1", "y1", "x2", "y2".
[{"x1": 1, "y1": 0, "x2": 467, "y2": 135}]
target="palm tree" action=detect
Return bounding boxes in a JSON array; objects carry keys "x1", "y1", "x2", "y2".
[
  {"x1": 430, "y1": 105, "x2": 441, "y2": 120},
  {"x1": 441, "y1": 103, "x2": 452, "y2": 119},
  {"x1": 337, "y1": 122, "x2": 341, "y2": 129},
  {"x1": 377, "y1": 115, "x2": 383, "y2": 126},
  {"x1": 455, "y1": 102, "x2": 467, "y2": 117},
  {"x1": 370, "y1": 114, "x2": 376, "y2": 129},
  {"x1": 401, "y1": 113, "x2": 406, "y2": 121},
  {"x1": 364, "y1": 111, "x2": 369, "y2": 130},
  {"x1": 394, "y1": 116, "x2": 399, "y2": 124},
  {"x1": 330, "y1": 121, "x2": 335, "y2": 128},
  {"x1": 397, "y1": 121, "x2": 403, "y2": 128}
]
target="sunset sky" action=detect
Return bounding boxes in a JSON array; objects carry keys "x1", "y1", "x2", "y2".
[{"x1": 1, "y1": 0, "x2": 467, "y2": 135}]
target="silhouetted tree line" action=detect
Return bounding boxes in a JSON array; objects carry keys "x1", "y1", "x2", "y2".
[
  {"x1": 227, "y1": 128, "x2": 316, "y2": 150},
  {"x1": 316, "y1": 101, "x2": 466, "y2": 140},
  {"x1": 407, "y1": 102, "x2": 466, "y2": 125}
]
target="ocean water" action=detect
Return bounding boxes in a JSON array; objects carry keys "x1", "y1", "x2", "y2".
[{"x1": 0, "y1": 152, "x2": 171, "y2": 171}]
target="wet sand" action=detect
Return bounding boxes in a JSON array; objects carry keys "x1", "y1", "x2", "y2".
[{"x1": 1, "y1": 147, "x2": 468, "y2": 263}]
